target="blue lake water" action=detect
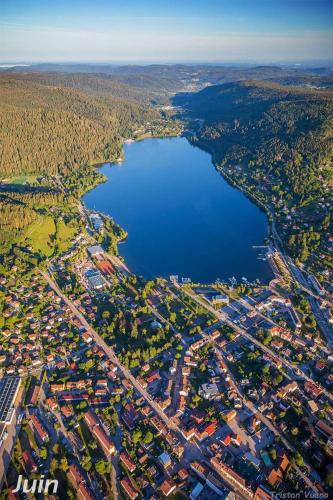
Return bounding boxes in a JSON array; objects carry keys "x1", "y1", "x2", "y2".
[{"x1": 84, "y1": 137, "x2": 273, "y2": 283}]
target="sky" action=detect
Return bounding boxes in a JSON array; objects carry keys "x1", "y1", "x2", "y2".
[{"x1": 0, "y1": 0, "x2": 332, "y2": 63}]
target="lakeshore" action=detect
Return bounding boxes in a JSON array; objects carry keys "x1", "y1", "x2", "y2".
[{"x1": 83, "y1": 136, "x2": 273, "y2": 284}]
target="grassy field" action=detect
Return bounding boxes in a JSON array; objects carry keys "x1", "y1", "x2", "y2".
[
  {"x1": 56, "y1": 219, "x2": 77, "y2": 252},
  {"x1": 27, "y1": 216, "x2": 56, "y2": 257},
  {"x1": 2, "y1": 174, "x2": 39, "y2": 185}
]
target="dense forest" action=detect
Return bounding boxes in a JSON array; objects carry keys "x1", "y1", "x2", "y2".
[
  {"x1": 0, "y1": 72, "x2": 178, "y2": 260},
  {"x1": 176, "y1": 80, "x2": 333, "y2": 269},
  {"x1": 177, "y1": 80, "x2": 333, "y2": 168},
  {"x1": 0, "y1": 74, "x2": 166, "y2": 178}
]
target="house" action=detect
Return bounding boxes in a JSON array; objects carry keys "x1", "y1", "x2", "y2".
[
  {"x1": 276, "y1": 381, "x2": 298, "y2": 399},
  {"x1": 190, "y1": 482, "x2": 204, "y2": 500},
  {"x1": 199, "y1": 383, "x2": 219, "y2": 400},
  {"x1": 147, "y1": 371, "x2": 160, "y2": 384},
  {"x1": 201, "y1": 420, "x2": 217, "y2": 439},
  {"x1": 160, "y1": 479, "x2": 176, "y2": 497},
  {"x1": 159, "y1": 451, "x2": 172, "y2": 469},
  {"x1": 277, "y1": 453, "x2": 290, "y2": 473},
  {"x1": 304, "y1": 381, "x2": 322, "y2": 399},
  {"x1": 120, "y1": 451, "x2": 137, "y2": 473},
  {"x1": 178, "y1": 468, "x2": 189, "y2": 481},
  {"x1": 50, "y1": 382, "x2": 66, "y2": 393},
  {"x1": 22, "y1": 450, "x2": 37, "y2": 473},
  {"x1": 120, "y1": 478, "x2": 139, "y2": 500},
  {"x1": 223, "y1": 409, "x2": 237, "y2": 423},
  {"x1": 267, "y1": 468, "x2": 282, "y2": 487},
  {"x1": 30, "y1": 415, "x2": 48, "y2": 443},
  {"x1": 87, "y1": 245, "x2": 104, "y2": 257},
  {"x1": 316, "y1": 420, "x2": 333, "y2": 439},
  {"x1": 93, "y1": 426, "x2": 115, "y2": 455},
  {"x1": 308, "y1": 400, "x2": 319, "y2": 413},
  {"x1": 190, "y1": 338, "x2": 208, "y2": 352},
  {"x1": 222, "y1": 434, "x2": 231, "y2": 446},
  {"x1": 267, "y1": 452, "x2": 290, "y2": 487},
  {"x1": 210, "y1": 329, "x2": 221, "y2": 340}
]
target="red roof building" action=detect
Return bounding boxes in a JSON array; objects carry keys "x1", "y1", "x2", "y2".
[
  {"x1": 93, "y1": 426, "x2": 115, "y2": 455},
  {"x1": 120, "y1": 478, "x2": 139, "y2": 500},
  {"x1": 160, "y1": 479, "x2": 176, "y2": 497},
  {"x1": 120, "y1": 451, "x2": 137, "y2": 473},
  {"x1": 30, "y1": 415, "x2": 48, "y2": 443}
]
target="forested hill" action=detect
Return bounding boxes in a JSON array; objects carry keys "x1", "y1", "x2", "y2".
[
  {"x1": 0, "y1": 74, "x2": 169, "y2": 178},
  {"x1": 177, "y1": 80, "x2": 333, "y2": 169},
  {"x1": 0, "y1": 72, "x2": 179, "y2": 260},
  {"x1": 176, "y1": 80, "x2": 333, "y2": 272}
]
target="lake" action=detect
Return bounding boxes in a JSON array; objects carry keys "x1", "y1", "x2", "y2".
[{"x1": 84, "y1": 137, "x2": 273, "y2": 283}]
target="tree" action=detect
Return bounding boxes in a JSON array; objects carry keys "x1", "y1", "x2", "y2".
[
  {"x1": 273, "y1": 374, "x2": 283, "y2": 386},
  {"x1": 269, "y1": 447, "x2": 277, "y2": 461},
  {"x1": 294, "y1": 451, "x2": 304, "y2": 467},
  {"x1": 132, "y1": 429, "x2": 142, "y2": 444},
  {"x1": 82, "y1": 455, "x2": 92, "y2": 471},
  {"x1": 60, "y1": 457, "x2": 69, "y2": 472},
  {"x1": 143, "y1": 431, "x2": 154, "y2": 444},
  {"x1": 96, "y1": 460, "x2": 110, "y2": 474},
  {"x1": 102, "y1": 310, "x2": 110, "y2": 320},
  {"x1": 326, "y1": 469, "x2": 333, "y2": 487}
]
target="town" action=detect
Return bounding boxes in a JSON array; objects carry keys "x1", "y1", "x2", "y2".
[{"x1": 0, "y1": 203, "x2": 332, "y2": 500}]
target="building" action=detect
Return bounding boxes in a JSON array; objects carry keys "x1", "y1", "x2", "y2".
[
  {"x1": 93, "y1": 425, "x2": 115, "y2": 455},
  {"x1": 210, "y1": 455, "x2": 253, "y2": 499},
  {"x1": 30, "y1": 414, "x2": 48, "y2": 443},
  {"x1": 87, "y1": 245, "x2": 104, "y2": 257},
  {"x1": 159, "y1": 451, "x2": 172, "y2": 469},
  {"x1": 120, "y1": 451, "x2": 137, "y2": 473},
  {"x1": 316, "y1": 420, "x2": 333, "y2": 439},
  {"x1": 286, "y1": 307, "x2": 302, "y2": 330},
  {"x1": 85, "y1": 268, "x2": 105, "y2": 290},
  {"x1": 22, "y1": 450, "x2": 37, "y2": 473},
  {"x1": 120, "y1": 478, "x2": 139, "y2": 500},
  {"x1": 255, "y1": 485, "x2": 273, "y2": 499},
  {"x1": 223, "y1": 409, "x2": 237, "y2": 423},
  {"x1": 84, "y1": 410, "x2": 100, "y2": 428},
  {"x1": 190, "y1": 482, "x2": 204, "y2": 500},
  {"x1": 0, "y1": 377, "x2": 21, "y2": 424},
  {"x1": 199, "y1": 383, "x2": 220, "y2": 400},
  {"x1": 160, "y1": 479, "x2": 176, "y2": 497},
  {"x1": 84, "y1": 410, "x2": 114, "y2": 455},
  {"x1": 90, "y1": 214, "x2": 104, "y2": 232},
  {"x1": 244, "y1": 452, "x2": 261, "y2": 469}
]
